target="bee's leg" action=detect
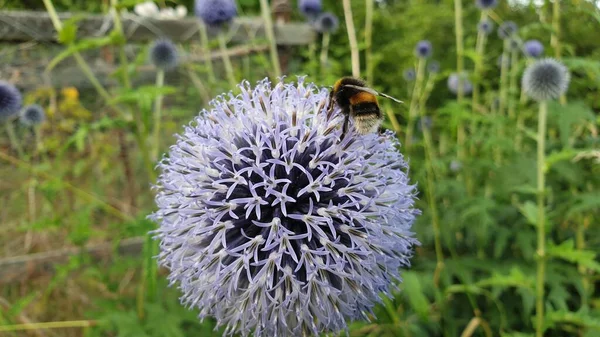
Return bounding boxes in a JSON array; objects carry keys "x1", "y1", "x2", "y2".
[
  {"x1": 326, "y1": 90, "x2": 335, "y2": 119},
  {"x1": 341, "y1": 115, "x2": 349, "y2": 139}
]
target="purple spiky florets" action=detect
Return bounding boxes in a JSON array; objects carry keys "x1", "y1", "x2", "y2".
[
  {"x1": 475, "y1": 0, "x2": 498, "y2": 10},
  {"x1": 522, "y1": 58, "x2": 570, "y2": 101},
  {"x1": 151, "y1": 78, "x2": 419, "y2": 337},
  {"x1": 403, "y1": 68, "x2": 416, "y2": 81},
  {"x1": 149, "y1": 39, "x2": 179, "y2": 70},
  {"x1": 20, "y1": 104, "x2": 45, "y2": 126},
  {"x1": 0, "y1": 81, "x2": 22, "y2": 121},
  {"x1": 194, "y1": 0, "x2": 237, "y2": 27},
  {"x1": 299, "y1": 0, "x2": 322, "y2": 19},
  {"x1": 313, "y1": 12, "x2": 339, "y2": 33},
  {"x1": 415, "y1": 40, "x2": 433, "y2": 58},
  {"x1": 524, "y1": 40, "x2": 544, "y2": 58},
  {"x1": 478, "y1": 19, "x2": 494, "y2": 35}
]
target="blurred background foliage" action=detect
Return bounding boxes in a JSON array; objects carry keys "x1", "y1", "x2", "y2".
[{"x1": 0, "y1": 0, "x2": 599, "y2": 337}]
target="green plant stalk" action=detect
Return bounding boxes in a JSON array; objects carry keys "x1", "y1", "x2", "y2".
[
  {"x1": 472, "y1": 11, "x2": 488, "y2": 111},
  {"x1": 319, "y1": 32, "x2": 331, "y2": 77},
  {"x1": 454, "y1": 0, "x2": 465, "y2": 102},
  {"x1": 508, "y1": 47, "x2": 519, "y2": 120},
  {"x1": 576, "y1": 216, "x2": 590, "y2": 309},
  {"x1": 152, "y1": 69, "x2": 165, "y2": 162},
  {"x1": 342, "y1": 0, "x2": 360, "y2": 78},
  {"x1": 365, "y1": 0, "x2": 375, "y2": 83},
  {"x1": 535, "y1": 100, "x2": 548, "y2": 337},
  {"x1": 0, "y1": 320, "x2": 95, "y2": 332},
  {"x1": 499, "y1": 39, "x2": 510, "y2": 116},
  {"x1": 405, "y1": 57, "x2": 426, "y2": 151},
  {"x1": 218, "y1": 31, "x2": 237, "y2": 88},
  {"x1": 259, "y1": 0, "x2": 281, "y2": 78},
  {"x1": 186, "y1": 64, "x2": 211, "y2": 103},
  {"x1": 551, "y1": 0, "x2": 561, "y2": 59},
  {"x1": 4, "y1": 122, "x2": 24, "y2": 157},
  {"x1": 110, "y1": 0, "x2": 130, "y2": 89},
  {"x1": 198, "y1": 22, "x2": 217, "y2": 83}
]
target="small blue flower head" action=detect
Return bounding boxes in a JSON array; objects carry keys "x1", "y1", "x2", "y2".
[
  {"x1": 313, "y1": 12, "x2": 339, "y2": 33},
  {"x1": 415, "y1": 40, "x2": 433, "y2": 58},
  {"x1": 478, "y1": 19, "x2": 494, "y2": 35},
  {"x1": 498, "y1": 21, "x2": 518, "y2": 39},
  {"x1": 475, "y1": 0, "x2": 498, "y2": 10},
  {"x1": 20, "y1": 104, "x2": 45, "y2": 126},
  {"x1": 194, "y1": 0, "x2": 237, "y2": 27},
  {"x1": 403, "y1": 68, "x2": 416, "y2": 82},
  {"x1": 151, "y1": 77, "x2": 419, "y2": 337},
  {"x1": 447, "y1": 72, "x2": 473, "y2": 96},
  {"x1": 149, "y1": 39, "x2": 179, "y2": 70},
  {"x1": 522, "y1": 58, "x2": 570, "y2": 101},
  {"x1": 427, "y1": 61, "x2": 440, "y2": 74},
  {"x1": 299, "y1": 0, "x2": 322, "y2": 19},
  {"x1": 524, "y1": 40, "x2": 544, "y2": 58},
  {"x1": 509, "y1": 37, "x2": 520, "y2": 50},
  {"x1": 449, "y1": 160, "x2": 462, "y2": 172},
  {"x1": 0, "y1": 81, "x2": 22, "y2": 121}
]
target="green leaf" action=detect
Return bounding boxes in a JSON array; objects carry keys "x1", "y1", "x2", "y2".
[
  {"x1": 547, "y1": 240, "x2": 600, "y2": 273},
  {"x1": 545, "y1": 310, "x2": 600, "y2": 331},
  {"x1": 566, "y1": 192, "x2": 600, "y2": 220},
  {"x1": 57, "y1": 15, "x2": 86, "y2": 44},
  {"x1": 110, "y1": 86, "x2": 178, "y2": 104},
  {"x1": 401, "y1": 271, "x2": 430, "y2": 320},
  {"x1": 47, "y1": 36, "x2": 114, "y2": 71},
  {"x1": 475, "y1": 267, "x2": 535, "y2": 290},
  {"x1": 518, "y1": 201, "x2": 538, "y2": 227}
]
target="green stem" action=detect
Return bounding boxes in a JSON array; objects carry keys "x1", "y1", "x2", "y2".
[
  {"x1": 405, "y1": 57, "x2": 426, "y2": 151},
  {"x1": 365, "y1": 0, "x2": 375, "y2": 83},
  {"x1": 198, "y1": 22, "x2": 216, "y2": 84},
  {"x1": 576, "y1": 216, "x2": 589, "y2": 309},
  {"x1": 0, "y1": 320, "x2": 95, "y2": 332},
  {"x1": 508, "y1": 47, "x2": 519, "y2": 120},
  {"x1": 535, "y1": 100, "x2": 548, "y2": 337},
  {"x1": 259, "y1": 0, "x2": 281, "y2": 78},
  {"x1": 4, "y1": 121, "x2": 24, "y2": 157},
  {"x1": 319, "y1": 32, "x2": 331, "y2": 77},
  {"x1": 499, "y1": 39, "x2": 510, "y2": 117},
  {"x1": 152, "y1": 69, "x2": 165, "y2": 162},
  {"x1": 454, "y1": 0, "x2": 465, "y2": 102},
  {"x1": 110, "y1": 0, "x2": 130, "y2": 89},
  {"x1": 342, "y1": 0, "x2": 360, "y2": 77},
  {"x1": 218, "y1": 31, "x2": 237, "y2": 88},
  {"x1": 472, "y1": 11, "x2": 488, "y2": 112}
]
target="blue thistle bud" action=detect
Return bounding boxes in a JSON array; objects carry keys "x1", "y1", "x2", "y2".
[
  {"x1": 151, "y1": 78, "x2": 419, "y2": 337},
  {"x1": 498, "y1": 21, "x2": 518, "y2": 39},
  {"x1": 298, "y1": 0, "x2": 322, "y2": 19},
  {"x1": 313, "y1": 12, "x2": 339, "y2": 33},
  {"x1": 524, "y1": 40, "x2": 544, "y2": 58},
  {"x1": 475, "y1": 0, "x2": 498, "y2": 10},
  {"x1": 509, "y1": 37, "x2": 520, "y2": 50},
  {"x1": 0, "y1": 81, "x2": 22, "y2": 121},
  {"x1": 194, "y1": 0, "x2": 238, "y2": 27},
  {"x1": 478, "y1": 19, "x2": 494, "y2": 35},
  {"x1": 449, "y1": 160, "x2": 462, "y2": 172},
  {"x1": 149, "y1": 39, "x2": 179, "y2": 70},
  {"x1": 447, "y1": 72, "x2": 473, "y2": 96},
  {"x1": 20, "y1": 104, "x2": 45, "y2": 126},
  {"x1": 522, "y1": 58, "x2": 570, "y2": 101},
  {"x1": 415, "y1": 40, "x2": 433, "y2": 58},
  {"x1": 403, "y1": 68, "x2": 416, "y2": 82},
  {"x1": 427, "y1": 61, "x2": 440, "y2": 74}
]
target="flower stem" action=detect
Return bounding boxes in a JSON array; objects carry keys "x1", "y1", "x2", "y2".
[
  {"x1": 499, "y1": 39, "x2": 510, "y2": 117},
  {"x1": 365, "y1": 0, "x2": 375, "y2": 83},
  {"x1": 508, "y1": 46, "x2": 519, "y2": 120},
  {"x1": 454, "y1": 0, "x2": 464, "y2": 102},
  {"x1": 218, "y1": 31, "x2": 237, "y2": 88},
  {"x1": 198, "y1": 22, "x2": 216, "y2": 84},
  {"x1": 0, "y1": 320, "x2": 95, "y2": 332},
  {"x1": 342, "y1": 0, "x2": 360, "y2": 78},
  {"x1": 152, "y1": 69, "x2": 165, "y2": 162},
  {"x1": 472, "y1": 11, "x2": 488, "y2": 112},
  {"x1": 319, "y1": 32, "x2": 331, "y2": 76},
  {"x1": 405, "y1": 57, "x2": 426, "y2": 151},
  {"x1": 110, "y1": 0, "x2": 131, "y2": 89},
  {"x1": 4, "y1": 121, "x2": 24, "y2": 157},
  {"x1": 535, "y1": 100, "x2": 548, "y2": 337},
  {"x1": 259, "y1": 0, "x2": 281, "y2": 79}
]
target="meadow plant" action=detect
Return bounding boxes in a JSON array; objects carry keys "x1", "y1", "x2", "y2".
[
  {"x1": 475, "y1": 0, "x2": 498, "y2": 10},
  {"x1": 406, "y1": 40, "x2": 433, "y2": 150},
  {"x1": 403, "y1": 68, "x2": 416, "y2": 82},
  {"x1": 298, "y1": 0, "x2": 322, "y2": 20},
  {"x1": 314, "y1": 12, "x2": 340, "y2": 75},
  {"x1": 524, "y1": 39, "x2": 544, "y2": 58},
  {"x1": 478, "y1": 19, "x2": 494, "y2": 35},
  {"x1": 427, "y1": 60, "x2": 440, "y2": 74},
  {"x1": 19, "y1": 104, "x2": 45, "y2": 126},
  {"x1": 415, "y1": 40, "x2": 433, "y2": 59},
  {"x1": 0, "y1": 80, "x2": 23, "y2": 156},
  {"x1": 448, "y1": 72, "x2": 473, "y2": 95},
  {"x1": 151, "y1": 78, "x2": 419, "y2": 336}
]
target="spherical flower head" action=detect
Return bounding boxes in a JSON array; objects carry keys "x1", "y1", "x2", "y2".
[
  {"x1": 415, "y1": 40, "x2": 433, "y2": 58},
  {"x1": 498, "y1": 21, "x2": 518, "y2": 39},
  {"x1": 522, "y1": 58, "x2": 570, "y2": 101},
  {"x1": 0, "y1": 81, "x2": 22, "y2": 121},
  {"x1": 20, "y1": 104, "x2": 45, "y2": 126},
  {"x1": 194, "y1": 0, "x2": 237, "y2": 27},
  {"x1": 313, "y1": 12, "x2": 339, "y2": 33},
  {"x1": 151, "y1": 77, "x2": 419, "y2": 337},
  {"x1": 524, "y1": 39, "x2": 544, "y2": 58},
  {"x1": 447, "y1": 72, "x2": 473, "y2": 96},
  {"x1": 403, "y1": 68, "x2": 416, "y2": 82},
  {"x1": 449, "y1": 160, "x2": 462, "y2": 172},
  {"x1": 298, "y1": 0, "x2": 322, "y2": 19},
  {"x1": 149, "y1": 39, "x2": 178, "y2": 70},
  {"x1": 427, "y1": 60, "x2": 440, "y2": 74},
  {"x1": 478, "y1": 19, "x2": 494, "y2": 35},
  {"x1": 475, "y1": 0, "x2": 498, "y2": 10}
]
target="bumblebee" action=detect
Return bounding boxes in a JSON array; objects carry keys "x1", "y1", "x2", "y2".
[{"x1": 327, "y1": 77, "x2": 403, "y2": 136}]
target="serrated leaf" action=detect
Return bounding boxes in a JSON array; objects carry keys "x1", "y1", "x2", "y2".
[
  {"x1": 547, "y1": 240, "x2": 600, "y2": 273},
  {"x1": 545, "y1": 310, "x2": 600, "y2": 331},
  {"x1": 566, "y1": 192, "x2": 600, "y2": 220},
  {"x1": 475, "y1": 267, "x2": 535, "y2": 290},
  {"x1": 47, "y1": 36, "x2": 114, "y2": 71},
  {"x1": 57, "y1": 15, "x2": 86, "y2": 44},
  {"x1": 500, "y1": 332, "x2": 534, "y2": 337},
  {"x1": 518, "y1": 201, "x2": 538, "y2": 227},
  {"x1": 509, "y1": 185, "x2": 538, "y2": 195}
]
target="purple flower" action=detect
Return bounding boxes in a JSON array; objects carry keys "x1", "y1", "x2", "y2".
[
  {"x1": 151, "y1": 78, "x2": 419, "y2": 337},
  {"x1": 299, "y1": 0, "x2": 322, "y2": 19},
  {"x1": 313, "y1": 12, "x2": 339, "y2": 33},
  {"x1": 149, "y1": 39, "x2": 179, "y2": 70},
  {"x1": 478, "y1": 19, "x2": 494, "y2": 35},
  {"x1": 427, "y1": 61, "x2": 440, "y2": 74},
  {"x1": 522, "y1": 58, "x2": 570, "y2": 101},
  {"x1": 194, "y1": 0, "x2": 237, "y2": 27},
  {"x1": 19, "y1": 104, "x2": 45, "y2": 126},
  {"x1": 415, "y1": 40, "x2": 433, "y2": 58},
  {"x1": 448, "y1": 72, "x2": 473, "y2": 95},
  {"x1": 475, "y1": 0, "x2": 498, "y2": 10},
  {"x1": 403, "y1": 68, "x2": 416, "y2": 81},
  {"x1": 524, "y1": 40, "x2": 544, "y2": 58},
  {"x1": 0, "y1": 81, "x2": 22, "y2": 121}
]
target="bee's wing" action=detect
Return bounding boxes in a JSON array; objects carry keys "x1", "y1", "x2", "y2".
[{"x1": 343, "y1": 84, "x2": 404, "y2": 104}]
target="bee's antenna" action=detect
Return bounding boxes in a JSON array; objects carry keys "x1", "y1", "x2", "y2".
[
  {"x1": 342, "y1": 84, "x2": 404, "y2": 104},
  {"x1": 378, "y1": 93, "x2": 404, "y2": 104}
]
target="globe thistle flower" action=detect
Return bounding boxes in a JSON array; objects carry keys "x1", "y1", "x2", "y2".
[
  {"x1": 475, "y1": 0, "x2": 498, "y2": 10},
  {"x1": 403, "y1": 68, "x2": 416, "y2": 82},
  {"x1": 449, "y1": 160, "x2": 462, "y2": 172},
  {"x1": 298, "y1": 0, "x2": 322, "y2": 19},
  {"x1": 522, "y1": 58, "x2": 570, "y2": 101},
  {"x1": 19, "y1": 104, "x2": 45, "y2": 126},
  {"x1": 149, "y1": 39, "x2": 179, "y2": 70},
  {"x1": 427, "y1": 61, "x2": 440, "y2": 74},
  {"x1": 478, "y1": 19, "x2": 494, "y2": 35},
  {"x1": 313, "y1": 12, "x2": 339, "y2": 33},
  {"x1": 447, "y1": 72, "x2": 473, "y2": 95},
  {"x1": 524, "y1": 40, "x2": 544, "y2": 58},
  {"x1": 415, "y1": 40, "x2": 433, "y2": 58},
  {"x1": 151, "y1": 78, "x2": 419, "y2": 337},
  {"x1": 498, "y1": 21, "x2": 518, "y2": 39},
  {"x1": 0, "y1": 81, "x2": 22, "y2": 121},
  {"x1": 194, "y1": 0, "x2": 238, "y2": 27}
]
